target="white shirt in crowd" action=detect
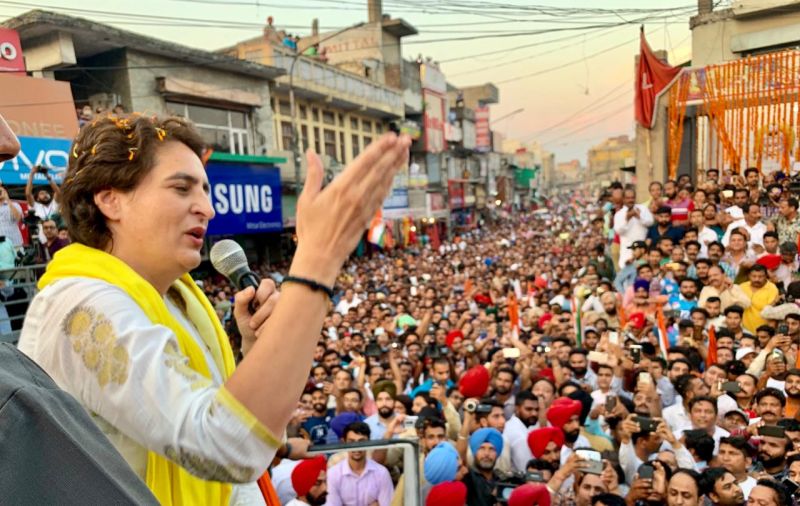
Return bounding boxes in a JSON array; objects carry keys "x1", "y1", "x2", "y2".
[
  {"x1": 503, "y1": 415, "x2": 536, "y2": 472},
  {"x1": 613, "y1": 204, "x2": 654, "y2": 268},
  {"x1": 722, "y1": 219, "x2": 766, "y2": 253},
  {"x1": 335, "y1": 296, "x2": 362, "y2": 314}
]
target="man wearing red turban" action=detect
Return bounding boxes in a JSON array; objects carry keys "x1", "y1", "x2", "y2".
[
  {"x1": 288, "y1": 456, "x2": 327, "y2": 505},
  {"x1": 425, "y1": 480, "x2": 467, "y2": 506},
  {"x1": 527, "y1": 426, "x2": 564, "y2": 469},
  {"x1": 546, "y1": 397, "x2": 589, "y2": 465},
  {"x1": 508, "y1": 483, "x2": 551, "y2": 506}
]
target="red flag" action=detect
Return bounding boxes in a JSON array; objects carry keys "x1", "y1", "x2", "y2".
[
  {"x1": 706, "y1": 324, "x2": 717, "y2": 368},
  {"x1": 635, "y1": 27, "x2": 681, "y2": 128}
]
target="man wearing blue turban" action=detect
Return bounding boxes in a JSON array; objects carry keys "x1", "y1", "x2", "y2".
[
  {"x1": 461, "y1": 427, "x2": 504, "y2": 505},
  {"x1": 424, "y1": 442, "x2": 461, "y2": 485}
]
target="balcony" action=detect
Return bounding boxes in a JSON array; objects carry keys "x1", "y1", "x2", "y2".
[{"x1": 270, "y1": 46, "x2": 404, "y2": 119}]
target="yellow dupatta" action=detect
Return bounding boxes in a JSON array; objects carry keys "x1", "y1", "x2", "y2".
[{"x1": 39, "y1": 243, "x2": 236, "y2": 505}]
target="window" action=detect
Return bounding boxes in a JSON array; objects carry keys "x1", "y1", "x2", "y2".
[
  {"x1": 338, "y1": 114, "x2": 344, "y2": 127},
  {"x1": 375, "y1": 122, "x2": 383, "y2": 133},
  {"x1": 314, "y1": 127, "x2": 321, "y2": 155},
  {"x1": 322, "y1": 110, "x2": 335, "y2": 125},
  {"x1": 363, "y1": 121, "x2": 373, "y2": 133},
  {"x1": 324, "y1": 129, "x2": 336, "y2": 159},
  {"x1": 352, "y1": 134, "x2": 360, "y2": 159},
  {"x1": 339, "y1": 132, "x2": 345, "y2": 161},
  {"x1": 299, "y1": 105, "x2": 307, "y2": 119},
  {"x1": 278, "y1": 100, "x2": 291, "y2": 115},
  {"x1": 301, "y1": 125, "x2": 309, "y2": 151},
  {"x1": 351, "y1": 117, "x2": 359, "y2": 130},
  {"x1": 312, "y1": 108, "x2": 319, "y2": 121},
  {"x1": 280, "y1": 121, "x2": 293, "y2": 151},
  {"x1": 167, "y1": 101, "x2": 252, "y2": 155},
  {"x1": 363, "y1": 136, "x2": 372, "y2": 148}
]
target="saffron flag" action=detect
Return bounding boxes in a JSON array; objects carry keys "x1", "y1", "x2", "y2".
[
  {"x1": 367, "y1": 210, "x2": 385, "y2": 248},
  {"x1": 573, "y1": 296, "x2": 583, "y2": 348},
  {"x1": 706, "y1": 324, "x2": 717, "y2": 368},
  {"x1": 635, "y1": 26, "x2": 681, "y2": 128},
  {"x1": 509, "y1": 293, "x2": 520, "y2": 337},
  {"x1": 656, "y1": 307, "x2": 670, "y2": 359}
]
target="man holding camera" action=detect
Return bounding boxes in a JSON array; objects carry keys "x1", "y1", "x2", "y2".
[{"x1": 25, "y1": 165, "x2": 59, "y2": 220}]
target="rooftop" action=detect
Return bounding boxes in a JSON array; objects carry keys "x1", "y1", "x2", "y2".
[{"x1": 3, "y1": 10, "x2": 285, "y2": 80}]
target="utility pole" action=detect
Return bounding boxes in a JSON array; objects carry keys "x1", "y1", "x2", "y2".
[{"x1": 289, "y1": 22, "x2": 366, "y2": 193}]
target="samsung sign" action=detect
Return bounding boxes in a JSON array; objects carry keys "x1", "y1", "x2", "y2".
[{"x1": 206, "y1": 161, "x2": 283, "y2": 235}]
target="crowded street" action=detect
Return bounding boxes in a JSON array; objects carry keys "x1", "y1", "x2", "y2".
[{"x1": 3, "y1": 1, "x2": 800, "y2": 506}]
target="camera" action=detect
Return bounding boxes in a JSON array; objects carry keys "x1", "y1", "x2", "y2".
[
  {"x1": 36, "y1": 165, "x2": 49, "y2": 176},
  {"x1": 365, "y1": 341, "x2": 382, "y2": 357},
  {"x1": 464, "y1": 399, "x2": 478, "y2": 413}
]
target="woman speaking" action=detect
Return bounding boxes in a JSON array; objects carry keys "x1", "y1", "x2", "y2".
[{"x1": 17, "y1": 114, "x2": 410, "y2": 504}]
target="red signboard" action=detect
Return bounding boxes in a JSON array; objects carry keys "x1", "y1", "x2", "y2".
[
  {"x1": 0, "y1": 28, "x2": 25, "y2": 76},
  {"x1": 475, "y1": 105, "x2": 491, "y2": 152},
  {"x1": 448, "y1": 180, "x2": 465, "y2": 209},
  {"x1": 423, "y1": 90, "x2": 446, "y2": 153}
]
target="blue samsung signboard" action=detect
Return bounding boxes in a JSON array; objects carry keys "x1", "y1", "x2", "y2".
[
  {"x1": 206, "y1": 158, "x2": 283, "y2": 235},
  {"x1": 0, "y1": 136, "x2": 71, "y2": 184}
]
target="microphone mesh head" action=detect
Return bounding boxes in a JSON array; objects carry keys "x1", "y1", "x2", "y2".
[{"x1": 210, "y1": 239, "x2": 248, "y2": 278}]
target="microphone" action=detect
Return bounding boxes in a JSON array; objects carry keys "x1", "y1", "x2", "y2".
[{"x1": 210, "y1": 239, "x2": 261, "y2": 313}]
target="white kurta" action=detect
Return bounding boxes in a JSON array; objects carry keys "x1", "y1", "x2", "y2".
[{"x1": 18, "y1": 277, "x2": 280, "y2": 505}]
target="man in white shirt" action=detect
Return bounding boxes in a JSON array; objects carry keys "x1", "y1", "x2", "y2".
[
  {"x1": 718, "y1": 436, "x2": 758, "y2": 499},
  {"x1": 689, "y1": 209, "x2": 719, "y2": 257},
  {"x1": 722, "y1": 202, "x2": 767, "y2": 255},
  {"x1": 503, "y1": 391, "x2": 540, "y2": 472},
  {"x1": 675, "y1": 396, "x2": 729, "y2": 454},
  {"x1": 663, "y1": 374, "x2": 707, "y2": 433},
  {"x1": 614, "y1": 188, "x2": 654, "y2": 269},
  {"x1": 335, "y1": 288, "x2": 362, "y2": 314}
]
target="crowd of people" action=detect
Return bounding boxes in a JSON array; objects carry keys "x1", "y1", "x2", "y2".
[{"x1": 257, "y1": 167, "x2": 800, "y2": 506}]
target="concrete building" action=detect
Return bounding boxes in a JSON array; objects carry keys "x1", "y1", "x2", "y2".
[
  {"x1": 219, "y1": 33, "x2": 405, "y2": 186},
  {"x1": 500, "y1": 139, "x2": 554, "y2": 203},
  {"x1": 299, "y1": 0, "x2": 417, "y2": 89},
  {"x1": 588, "y1": 135, "x2": 635, "y2": 190},
  {"x1": 635, "y1": 0, "x2": 800, "y2": 197},
  {"x1": 553, "y1": 160, "x2": 584, "y2": 189},
  {"x1": 4, "y1": 10, "x2": 284, "y2": 157}
]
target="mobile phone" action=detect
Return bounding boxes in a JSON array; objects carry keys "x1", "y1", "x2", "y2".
[
  {"x1": 638, "y1": 371, "x2": 652, "y2": 386},
  {"x1": 525, "y1": 471, "x2": 545, "y2": 483},
  {"x1": 721, "y1": 381, "x2": 742, "y2": 394},
  {"x1": 631, "y1": 345, "x2": 642, "y2": 364},
  {"x1": 722, "y1": 190, "x2": 734, "y2": 199},
  {"x1": 635, "y1": 416, "x2": 659, "y2": 432},
  {"x1": 638, "y1": 463, "x2": 655, "y2": 479},
  {"x1": 608, "y1": 331, "x2": 619, "y2": 345},
  {"x1": 403, "y1": 415, "x2": 418, "y2": 430},
  {"x1": 575, "y1": 449, "x2": 603, "y2": 475},
  {"x1": 783, "y1": 478, "x2": 799, "y2": 496},
  {"x1": 758, "y1": 425, "x2": 786, "y2": 438},
  {"x1": 605, "y1": 395, "x2": 617, "y2": 412},
  {"x1": 778, "y1": 323, "x2": 789, "y2": 335},
  {"x1": 502, "y1": 348, "x2": 521, "y2": 359},
  {"x1": 588, "y1": 351, "x2": 609, "y2": 364}
]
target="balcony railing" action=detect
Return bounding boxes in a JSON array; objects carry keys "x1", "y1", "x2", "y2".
[{"x1": 271, "y1": 47, "x2": 404, "y2": 117}]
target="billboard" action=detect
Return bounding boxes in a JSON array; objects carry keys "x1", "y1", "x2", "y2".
[
  {"x1": 475, "y1": 106, "x2": 491, "y2": 152},
  {"x1": 423, "y1": 90, "x2": 446, "y2": 153},
  {"x1": 206, "y1": 162, "x2": 283, "y2": 235},
  {"x1": 0, "y1": 28, "x2": 25, "y2": 76}
]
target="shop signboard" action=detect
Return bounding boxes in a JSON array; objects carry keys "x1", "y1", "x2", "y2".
[
  {"x1": 206, "y1": 161, "x2": 283, "y2": 235},
  {"x1": 0, "y1": 28, "x2": 25, "y2": 76}
]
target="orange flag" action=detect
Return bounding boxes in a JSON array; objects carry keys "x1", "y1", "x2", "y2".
[
  {"x1": 656, "y1": 307, "x2": 670, "y2": 359},
  {"x1": 706, "y1": 324, "x2": 717, "y2": 368},
  {"x1": 509, "y1": 293, "x2": 520, "y2": 334}
]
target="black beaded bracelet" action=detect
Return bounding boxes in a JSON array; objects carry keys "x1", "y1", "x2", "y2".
[{"x1": 282, "y1": 275, "x2": 335, "y2": 300}]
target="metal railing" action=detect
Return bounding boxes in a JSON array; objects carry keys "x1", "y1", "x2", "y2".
[
  {"x1": 307, "y1": 438, "x2": 421, "y2": 506},
  {"x1": 0, "y1": 264, "x2": 46, "y2": 344}
]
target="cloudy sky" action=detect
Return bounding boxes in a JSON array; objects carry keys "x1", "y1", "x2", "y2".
[{"x1": 0, "y1": 0, "x2": 700, "y2": 164}]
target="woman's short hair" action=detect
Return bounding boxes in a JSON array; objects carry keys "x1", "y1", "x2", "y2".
[{"x1": 61, "y1": 114, "x2": 205, "y2": 249}]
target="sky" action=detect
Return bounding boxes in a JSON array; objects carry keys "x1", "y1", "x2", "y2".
[{"x1": 0, "y1": 0, "x2": 702, "y2": 165}]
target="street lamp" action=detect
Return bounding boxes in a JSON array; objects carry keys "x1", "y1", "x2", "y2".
[{"x1": 289, "y1": 22, "x2": 366, "y2": 193}]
